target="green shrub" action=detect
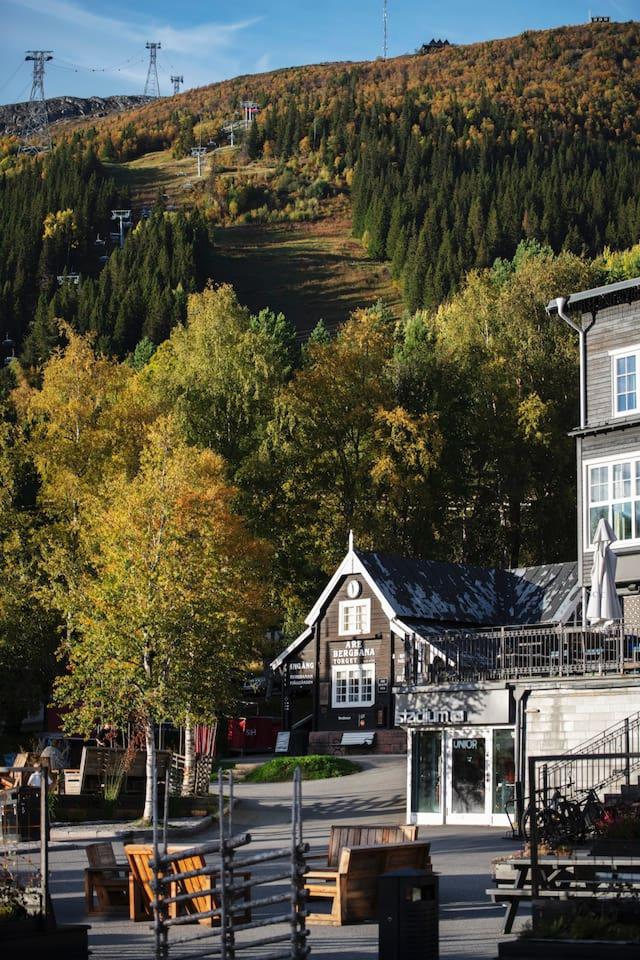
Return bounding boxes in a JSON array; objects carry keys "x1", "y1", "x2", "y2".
[{"x1": 243, "y1": 755, "x2": 361, "y2": 783}]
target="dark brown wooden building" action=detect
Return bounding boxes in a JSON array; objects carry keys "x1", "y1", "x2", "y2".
[{"x1": 271, "y1": 535, "x2": 579, "y2": 755}]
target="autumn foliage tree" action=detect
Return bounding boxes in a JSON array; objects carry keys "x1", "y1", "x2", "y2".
[{"x1": 53, "y1": 415, "x2": 270, "y2": 818}]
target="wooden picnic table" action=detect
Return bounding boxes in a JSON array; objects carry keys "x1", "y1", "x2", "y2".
[{"x1": 487, "y1": 856, "x2": 640, "y2": 933}]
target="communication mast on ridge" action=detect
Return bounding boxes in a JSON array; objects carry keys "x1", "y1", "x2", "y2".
[
  {"x1": 144, "y1": 42, "x2": 161, "y2": 98},
  {"x1": 171, "y1": 75, "x2": 184, "y2": 95},
  {"x1": 383, "y1": 0, "x2": 389, "y2": 60},
  {"x1": 19, "y1": 50, "x2": 53, "y2": 153}
]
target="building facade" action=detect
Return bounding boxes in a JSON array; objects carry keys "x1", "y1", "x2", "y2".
[
  {"x1": 400, "y1": 276, "x2": 640, "y2": 827},
  {"x1": 272, "y1": 276, "x2": 640, "y2": 828},
  {"x1": 271, "y1": 540, "x2": 580, "y2": 767}
]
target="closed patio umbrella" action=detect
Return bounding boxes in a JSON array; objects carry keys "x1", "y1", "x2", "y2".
[{"x1": 586, "y1": 517, "x2": 622, "y2": 626}]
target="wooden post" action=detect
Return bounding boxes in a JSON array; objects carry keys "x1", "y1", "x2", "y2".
[
  {"x1": 528, "y1": 755, "x2": 539, "y2": 901},
  {"x1": 40, "y1": 765, "x2": 49, "y2": 923}
]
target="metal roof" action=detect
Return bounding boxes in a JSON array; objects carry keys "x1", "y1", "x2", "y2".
[
  {"x1": 359, "y1": 551, "x2": 578, "y2": 628},
  {"x1": 270, "y1": 550, "x2": 580, "y2": 668},
  {"x1": 546, "y1": 276, "x2": 640, "y2": 315}
]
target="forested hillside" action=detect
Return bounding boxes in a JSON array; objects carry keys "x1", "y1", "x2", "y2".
[
  {"x1": 1, "y1": 21, "x2": 638, "y2": 355},
  {"x1": 46, "y1": 22, "x2": 640, "y2": 306},
  {"x1": 0, "y1": 142, "x2": 213, "y2": 358}
]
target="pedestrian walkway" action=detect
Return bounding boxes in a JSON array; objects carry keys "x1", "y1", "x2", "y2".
[{"x1": 48, "y1": 756, "x2": 525, "y2": 958}]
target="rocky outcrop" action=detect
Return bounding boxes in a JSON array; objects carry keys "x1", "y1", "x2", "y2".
[{"x1": 0, "y1": 95, "x2": 152, "y2": 135}]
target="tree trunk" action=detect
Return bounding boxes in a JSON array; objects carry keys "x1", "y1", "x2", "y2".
[
  {"x1": 143, "y1": 718, "x2": 155, "y2": 823},
  {"x1": 182, "y1": 717, "x2": 196, "y2": 797}
]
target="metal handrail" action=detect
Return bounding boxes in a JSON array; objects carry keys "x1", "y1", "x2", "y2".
[
  {"x1": 528, "y1": 753, "x2": 640, "y2": 899},
  {"x1": 540, "y1": 711, "x2": 640, "y2": 802},
  {"x1": 410, "y1": 619, "x2": 640, "y2": 684}
]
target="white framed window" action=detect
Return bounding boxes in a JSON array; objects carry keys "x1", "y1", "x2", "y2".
[
  {"x1": 585, "y1": 451, "x2": 640, "y2": 546},
  {"x1": 610, "y1": 346, "x2": 640, "y2": 417},
  {"x1": 338, "y1": 599, "x2": 371, "y2": 636},
  {"x1": 331, "y1": 663, "x2": 375, "y2": 707}
]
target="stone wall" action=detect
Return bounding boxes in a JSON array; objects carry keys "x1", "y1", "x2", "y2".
[
  {"x1": 309, "y1": 729, "x2": 407, "y2": 755},
  {"x1": 525, "y1": 679, "x2": 640, "y2": 757}
]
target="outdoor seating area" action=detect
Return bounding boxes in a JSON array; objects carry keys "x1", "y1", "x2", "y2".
[{"x1": 488, "y1": 854, "x2": 640, "y2": 933}]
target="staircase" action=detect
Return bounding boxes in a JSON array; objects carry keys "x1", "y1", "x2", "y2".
[{"x1": 535, "y1": 710, "x2": 640, "y2": 803}]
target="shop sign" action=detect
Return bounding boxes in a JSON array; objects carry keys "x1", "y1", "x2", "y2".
[
  {"x1": 395, "y1": 688, "x2": 511, "y2": 726},
  {"x1": 397, "y1": 708, "x2": 467, "y2": 725},
  {"x1": 377, "y1": 678, "x2": 389, "y2": 693},
  {"x1": 331, "y1": 640, "x2": 376, "y2": 666},
  {"x1": 287, "y1": 659, "x2": 315, "y2": 687}
]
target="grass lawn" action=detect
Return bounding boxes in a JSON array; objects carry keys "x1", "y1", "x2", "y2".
[{"x1": 243, "y1": 755, "x2": 361, "y2": 783}]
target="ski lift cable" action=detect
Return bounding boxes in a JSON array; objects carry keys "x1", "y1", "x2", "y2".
[
  {"x1": 0, "y1": 60, "x2": 27, "y2": 97},
  {"x1": 51, "y1": 55, "x2": 145, "y2": 75}
]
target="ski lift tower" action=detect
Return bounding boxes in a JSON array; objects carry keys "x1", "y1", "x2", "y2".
[
  {"x1": 241, "y1": 100, "x2": 259, "y2": 129},
  {"x1": 191, "y1": 146, "x2": 207, "y2": 177},
  {"x1": 111, "y1": 209, "x2": 132, "y2": 248},
  {"x1": 20, "y1": 50, "x2": 53, "y2": 153},
  {"x1": 223, "y1": 118, "x2": 243, "y2": 146}
]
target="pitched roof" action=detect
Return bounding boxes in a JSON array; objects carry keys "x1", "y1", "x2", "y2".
[
  {"x1": 270, "y1": 546, "x2": 579, "y2": 668},
  {"x1": 357, "y1": 552, "x2": 499, "y2": 625},
  {"x1": 358, "y1": 551, "x2": 579, "y2": 628}
]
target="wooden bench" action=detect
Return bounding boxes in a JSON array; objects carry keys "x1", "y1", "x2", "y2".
[
  {"x1": 304, "y1": 840, "x2": 432, "y2": 925},
  {"x1": 338, "y1": 732, "x2": 375, "y2": 753},
  {"x1": 124, "y1": 844, "x2": 251, "y2": 926},
  {"x1": 77, "y1": 747, "x2": 171, "y2": 794},
  {"x1": 310, "y1": 823, "x2": 418, "y2": 869},
  {"x1": 84, "y1": 842, "x2": 129, "y2": 915}
]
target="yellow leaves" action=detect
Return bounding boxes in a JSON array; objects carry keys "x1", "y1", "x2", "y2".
[
  {"x1": 42, "y1": 208, "x2": 78, "y2": 243},
  {"x1": 517, "y1": 393, "x2": 551, "y2": 445},
  {"x1": 372, "y1": 406, "x2": 443, "y2": 487}
]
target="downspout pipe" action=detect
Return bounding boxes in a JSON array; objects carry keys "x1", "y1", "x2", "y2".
[
  {"x1": 552, "y1": 296, "x2": 587, "y2": 429},
  {"x1": 549, "y1": 296, "x2": 596, "y2": 430}
]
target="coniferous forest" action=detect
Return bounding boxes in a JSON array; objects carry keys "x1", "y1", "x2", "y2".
[{"x1": 1, "y1": 20, "x2": 640, "y2": 731}]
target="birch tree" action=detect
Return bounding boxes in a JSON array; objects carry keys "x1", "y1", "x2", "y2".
[{"x1": 54, "y1": 416, "x2": 270, "y2": 820}]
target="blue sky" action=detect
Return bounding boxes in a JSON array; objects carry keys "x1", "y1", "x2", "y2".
[{"x1": 1, "y1": 0, "x2": 637, "y2": 105}]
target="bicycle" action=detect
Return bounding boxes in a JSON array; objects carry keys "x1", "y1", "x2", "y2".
[{"x1": 522, "y1": 787, "x2": 606, "y2": 844}]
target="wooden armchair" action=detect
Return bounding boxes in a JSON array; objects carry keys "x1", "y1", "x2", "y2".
[
  {"x1": 84, "y1": 842, "x2": 130, "y2": 914},
  {"x1": 305, "y1": 840, "x2": 432, "y2": 925},
  {"x1": 308, "y1": 823, "x2": 419, "y2": 869},
  {"x1": 124, "y1": 844, "x2": 251, "y2": 926}
]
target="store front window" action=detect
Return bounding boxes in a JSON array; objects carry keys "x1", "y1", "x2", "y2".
[
  {"x1": 492, "y1": 729, "x2": 515, "y2": 815},
  {"x1": 451, "y1": 736, "x2": 485, "y2": 814},
  {"x1": 411, "y1": 731, "x2": 441, "y2": 813}
]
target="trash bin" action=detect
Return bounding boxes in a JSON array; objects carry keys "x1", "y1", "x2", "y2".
[
  {"x1": 16, "y1": 786, "x2": 41, "y2": 841},
  {"x1": 378, "y1": 868, "x2": 438, "y2": 959}
]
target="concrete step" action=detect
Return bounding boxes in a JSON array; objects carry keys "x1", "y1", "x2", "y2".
[{"x1": 620, "y1": 783, "x2": 640, "y2": 801}]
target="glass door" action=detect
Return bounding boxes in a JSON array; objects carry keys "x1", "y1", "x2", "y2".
[
  {"x1": 445, "y1": 727, "x2": 515, "y2": 825},
  {"x1": 445, "y1": 728, "x2": 490, "y2": 824},
  {"x1": 410, "y1": 730, "x2": 443, "y2": 824}
]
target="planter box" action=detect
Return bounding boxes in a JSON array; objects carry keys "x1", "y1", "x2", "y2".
[
  {"x1": 0, "y1": 923, "x2": 89, "y2": 958},
  {"x1": 589, "y1": 839, "x2": 640, "y2": 857},
  {"x1": 499, "y1": 939, "x2": 640, "y2": 959},
  {"x1": 492, "y1": 860, "x2": 519, "y2": 885}
]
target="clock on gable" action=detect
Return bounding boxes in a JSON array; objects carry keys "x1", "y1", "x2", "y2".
[{"x1": 346, "y1": 579, "x2": 362, "y2": 599}]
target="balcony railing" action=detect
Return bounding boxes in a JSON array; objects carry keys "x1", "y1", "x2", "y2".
[{"x1": 407, "y1": 621, "x2": 640, "y2": 685}]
